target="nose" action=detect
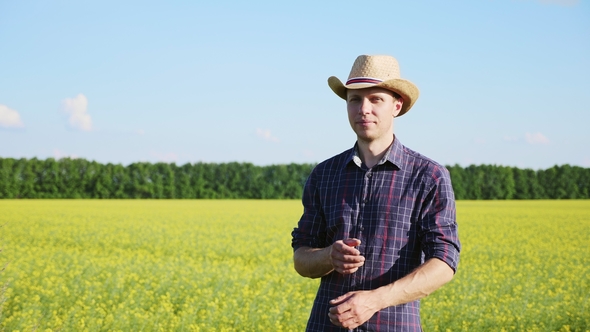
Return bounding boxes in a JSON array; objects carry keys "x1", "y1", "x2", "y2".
[{"x1": 359, "y1": 98, "x2": 371, "y2": 114}]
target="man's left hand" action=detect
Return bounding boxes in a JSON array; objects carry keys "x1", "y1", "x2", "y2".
[{"x1": 327, "y1": 290, "x2": 383, "y2": 329}]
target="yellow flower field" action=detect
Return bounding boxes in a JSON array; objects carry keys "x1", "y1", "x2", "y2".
[{"x1": 0, "y1": 200, "x2": 588, "y2": 331}]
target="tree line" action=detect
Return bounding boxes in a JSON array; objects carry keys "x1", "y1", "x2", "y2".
[
  {"x1": 0, "y1": 157, "x2": 588, "y2": 199},
  {"x1": 447, "y1": 164, "x2": 589, "y2": 200}
]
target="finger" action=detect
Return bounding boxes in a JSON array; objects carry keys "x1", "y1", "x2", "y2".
[
  {"x1": 329, "y1": 305, "x2": 361, "y2": 329},
  {"x1": 329, "y1": 294, "x2": 353, "y2": 308},
  {"x1": 333, "y1": 242, "x2": 361, "y2": 256},
  {"x1": 328, "y1": 310, "x2": 353, "y2": 323},
  {"x1": 341, "y1": 317, "x2": 361, "y2": 330},
  {"x1": 329, "y1": 304, "x2": 351, "y2": 316},
  {"x1": 343, "y1": 238, "x2": 361, "y2": 247},
  {"x1": 335, "y1": 266, "x2": 357, "y2": 275},
  {"x1": 337, "y1": 260, "x2": 364, "y2": 270},
  {"x1": 333, "y1": 252, "x2": 365, "y2": 263},
  {"x1": 333, "y1": 257, "x2": 365, "y2": 274},
  {"x1": 332, "y1": 254, "x2": 364, "y2": 268},
  {"x1": 328, "y1": 313, "x2": 343, "y2": 327},
  {"x1": 329, "y1": 299, "x2": 344, "y2": 309},
  {"x1": 333, "y1": 260, "x2": 364, "y2": 274}
]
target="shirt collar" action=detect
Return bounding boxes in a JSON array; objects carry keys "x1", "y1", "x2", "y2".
[{"x1": 345, "y1": 136, "x2": 404, "y2": 170}]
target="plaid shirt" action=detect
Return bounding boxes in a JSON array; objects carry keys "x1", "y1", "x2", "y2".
[{"x1": 292, "y1": 137, "x2": 461, "y2": 332}]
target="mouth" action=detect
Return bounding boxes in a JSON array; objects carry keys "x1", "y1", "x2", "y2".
[{"x1": 357, "y1": 120, "x2": 374, "y2": 126}]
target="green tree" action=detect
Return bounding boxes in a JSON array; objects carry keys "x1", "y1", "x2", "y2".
[
  {"x1": 577, "y1": 167, "x2": 590, "y2": 199},
  {"x1": 57, "y1": 158, "x2": 85, "y2": 198},
  {"x1": 545, "y1": 165, "x2": 564, "y2": 199},
  {"x1": 2, "y1": 157, "x2": 589, "y2": 200},
  {"x1": 111, "y1": 164, "x2": 129, "y2": 198},
  {"x1": 447, "y1": 164, "x2": 466, "y2": 200},
  {"x1": 175, "y1": 163, "x2": 195, "y2": 198},
  {"x1": 36, "y1": 158, "x2": 60, "y2": 198},
  {"x1": 192, "y1": 163, "x2": 214, "y2": 198},
  {"x1": 498, "y1": 166, "x2": 516, "y2": 199},
  {"x1": 13, "y1": 158, "x2": 36, "y2": 198},
  {"x1": 556, "y1": 165, "x2": 580, "y2": 199},
  {"x1": 527, "y1": 169, "x2": 545, "y2": 199},
  {"x1": 93, "y1": 162, "x2": 115, "y2": 198},
  {"x1": 464, "y1": 165, "x2": 484, "y2": 200},
  {"x1": 151, "y1": 163, "x2": 165, "y2": 198},
  {"x1": 127, "y1": 163, "x2": 155, "y2": 198},
  {"x1": 0, "y1": 158, "x2": 16, "y2": 198},
  {"x1": 512, "y1": 167, "x2": 529, "y2": 199}
]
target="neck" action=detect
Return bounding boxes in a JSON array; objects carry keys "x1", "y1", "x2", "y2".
[{"x1": 357, "y1": 135, "x2": 394, "y2": 169}]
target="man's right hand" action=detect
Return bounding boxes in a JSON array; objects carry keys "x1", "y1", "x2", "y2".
[{"x1": 330, "y1": 238, "x2": 365, "y2": 275}]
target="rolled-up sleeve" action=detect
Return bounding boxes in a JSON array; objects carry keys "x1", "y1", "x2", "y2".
[
  {"x1": 291, "y1": 168, "x2": 327, "y2": 251},
  {"x1": 419, "y1": 166, "x2": 461, "y2": 272}
]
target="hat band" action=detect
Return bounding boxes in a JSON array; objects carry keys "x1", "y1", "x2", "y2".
[{"x1": 346, "y1": 77, "x2": 383, "y2": 85}]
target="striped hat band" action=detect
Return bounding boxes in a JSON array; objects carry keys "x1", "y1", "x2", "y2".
[{"x1": 345, "y1": 77, "x2": 383, "y2": 85}]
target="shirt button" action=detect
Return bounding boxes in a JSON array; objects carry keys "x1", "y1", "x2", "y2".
[{"x1": 366, "y1": 173, "x2": 372, "y2": 178}]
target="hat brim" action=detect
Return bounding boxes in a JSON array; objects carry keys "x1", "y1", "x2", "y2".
[{"x1": 328, "y1": 76, "x2": 419, "y2": 117}]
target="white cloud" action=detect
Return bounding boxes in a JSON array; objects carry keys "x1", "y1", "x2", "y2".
[
  {"x1": 256, "y1": 128, "x2": 280, "y2": 143},
  {"x1": 525, "y1": 132, "x2": 550, "y2": 144},
  {"x1": 62, "y1": 94, "x2": 92, "y2": 131},
  {"x1": 0, "y1": 104, "x2": 24, "y2": 128}
]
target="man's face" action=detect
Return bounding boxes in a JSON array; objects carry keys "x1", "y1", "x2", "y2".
[{"x1": 346, "y1": 87, "x2": 402, "y2": 144}]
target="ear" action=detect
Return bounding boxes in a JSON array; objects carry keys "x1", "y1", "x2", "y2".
[{"x1": 392, "y1": 99, "x2": 403, "y2": 117}]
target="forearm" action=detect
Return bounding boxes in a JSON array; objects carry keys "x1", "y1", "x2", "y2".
[
  {"x1": 293, "y1": 246, "x2": 334, "y2": 278},
  {"x1": 375, "y1": 258, "x2": 455, "y2": 309}
]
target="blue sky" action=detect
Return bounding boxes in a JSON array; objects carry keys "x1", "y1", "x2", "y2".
[{"x1": 1, "y1": 0, "x2": 588, "y2": 169}]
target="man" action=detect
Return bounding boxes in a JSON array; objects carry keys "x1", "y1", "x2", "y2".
[{"x1": 291, "y1": 55, "x2": 461, "y2": 331}]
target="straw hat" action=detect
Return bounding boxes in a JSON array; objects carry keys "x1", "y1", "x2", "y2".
[{"x1": 328, "y1": 55, "x2": 420, "y2": 117}]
